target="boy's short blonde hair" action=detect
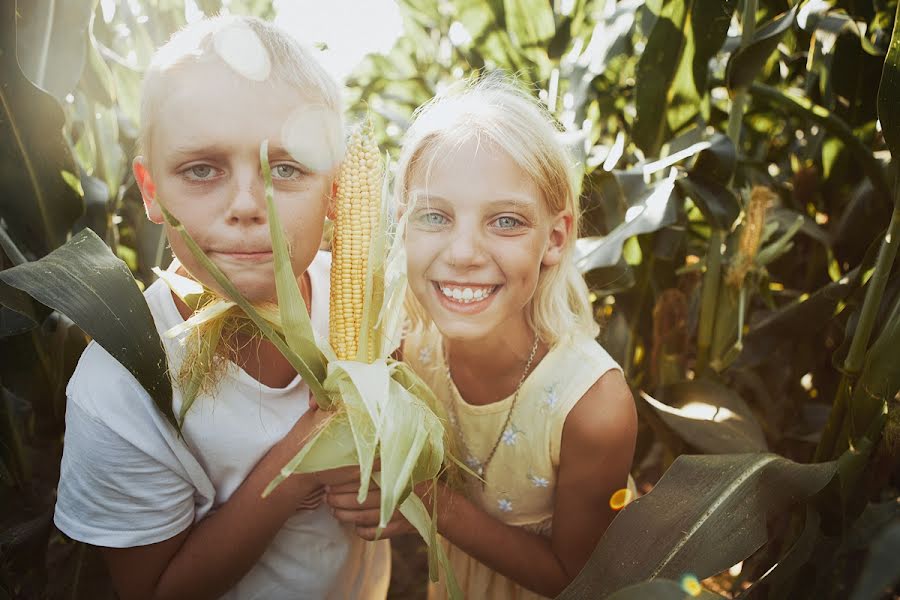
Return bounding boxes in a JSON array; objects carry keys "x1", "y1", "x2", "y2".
[
  {"x1": 396, "y1": 75, "x2": 599, "y2": 346},
  {"x1": 139, "y1": 15, "x2": 344, "y2": 162}
]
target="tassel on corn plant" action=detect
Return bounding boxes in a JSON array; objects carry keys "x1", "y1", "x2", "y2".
[{"x1": 151, "y1": 129, "x2": 460, "y2": 599}]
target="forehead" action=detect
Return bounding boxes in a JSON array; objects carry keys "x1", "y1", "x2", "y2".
[
  {"x1": 149, "y1": 60, "x2": 342, "y2": 171},
  {"x1": 409, "y1": 136, "x2": 542, "y2": 208}
]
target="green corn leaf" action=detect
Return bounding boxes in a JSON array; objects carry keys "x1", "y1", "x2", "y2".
[
  {"x1": 260, "y1": 141, "x2": 330, "y2": 399},
  {"x1": 155, "y1": 195, "x2": 332, "y2": 407},
  {"x1": 178, "y1": 316, "x2": 225, "y2": 425},
  {"x1": 357, "y1": 150, "x2": 391, "y2": 363},
  {"x1": 726, "y1": 4, "x2": 800, "y2": 91},
  {"x1": 877, "y1": 1, "x2": 900, "y2": 158},
  {"x1": 398, "y1": 492, "x2": 462, "y2": 600}
]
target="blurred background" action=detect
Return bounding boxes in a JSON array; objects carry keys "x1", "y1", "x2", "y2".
[{"x1": 1, "y1": 0, "x2": 898, "y2": 598}]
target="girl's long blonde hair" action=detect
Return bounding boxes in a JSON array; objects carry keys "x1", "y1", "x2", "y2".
[{"x1": 396, "y1": 74, "x2": 598, "y2": 346}]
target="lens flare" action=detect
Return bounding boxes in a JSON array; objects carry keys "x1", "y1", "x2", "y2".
[
  {"x1": 680, "y1": 573, "x2": 702, "y2": 597},
  {"x1": 609, "y1": 488, "x2": 633, "y2": 511}
]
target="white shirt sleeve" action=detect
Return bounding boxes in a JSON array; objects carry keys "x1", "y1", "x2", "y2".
[{"x1": 54, "y1": 347, "x2": 199, "y2": 548}]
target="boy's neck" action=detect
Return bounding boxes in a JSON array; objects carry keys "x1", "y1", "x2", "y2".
[{"x1": 171, "y1": 271, "x2": 312, "y2": 389}]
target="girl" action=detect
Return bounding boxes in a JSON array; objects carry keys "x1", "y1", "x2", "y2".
[{"x1": 328, "y1": 77, "x2": 637, "y2": 599}]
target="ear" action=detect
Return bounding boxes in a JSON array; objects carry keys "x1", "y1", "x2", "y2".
[
  {"x1": 542, "y1": 210, "x2": 572, "y2": 267},
  {"x1": 133, "y1": 157, "x2": 163, "y2": 224}
]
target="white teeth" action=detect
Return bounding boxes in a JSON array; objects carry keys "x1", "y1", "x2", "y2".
[{"x1": 439, "y1": 284, "x2": 496, "y2": 304}]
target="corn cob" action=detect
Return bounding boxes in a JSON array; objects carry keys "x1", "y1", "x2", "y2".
[{"x1": 330, "y1": 127, "x2": 383, "y2": 360}]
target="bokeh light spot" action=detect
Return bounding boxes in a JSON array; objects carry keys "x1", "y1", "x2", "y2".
[
  {"x1": 609, "y1": 488, "x2": 633, "y2": 511},
  {"x1": 213, "y1": 22, "x2": 271, "y2": 82},
  {"x1": 680, "y1": 573, "x2": 702, "y2": 597}
]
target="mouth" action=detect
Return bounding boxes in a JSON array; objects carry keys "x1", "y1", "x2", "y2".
[
  {"x1": 212, "y1": 250, "x2": 274, "y2": 263},
  {"x1": 433, "y1": 281, "x2": 499, "y2": 305}
]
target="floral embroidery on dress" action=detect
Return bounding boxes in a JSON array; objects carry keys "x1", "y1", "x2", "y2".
[
  {"x1": 542, "y1": 383, "x2": 560, "y2": 413},
  {"x1": 418, "y1": 345, "x2": 433, "y2": 365},
  {"x1": 529, "y1": 474, "x2": 550, "y2": 488},
  {"x1": 497, "y1": 498, "x2": 513, "y2": 512},
  {"x1": 501, "y1": 423, "x2": 521, "y2": 446}
]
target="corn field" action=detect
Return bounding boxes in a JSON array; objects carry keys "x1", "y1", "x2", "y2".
[{"x1": 1, "y1": 0, "x2": 898, "y2": 598}]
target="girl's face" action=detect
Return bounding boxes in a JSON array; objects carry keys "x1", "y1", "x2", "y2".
[{"x1": 405, "y1": 137, "x2": 570, "y2": 345}]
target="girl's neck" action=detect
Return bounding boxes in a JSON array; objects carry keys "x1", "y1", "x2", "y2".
[{"x1": 444, "y1": 319, "x2": 546, "y2": 406}]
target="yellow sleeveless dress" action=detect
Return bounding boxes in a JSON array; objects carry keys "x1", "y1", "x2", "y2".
[{"x1": 404, "y1": 327, "x2": 624, "y2": 600}]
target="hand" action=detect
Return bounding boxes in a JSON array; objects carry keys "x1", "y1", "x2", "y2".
[
  {"x1": 296, "y1": 485, "x2": 326, "y2": 511},
  {"x1": 327, "y1": 479, "x2": 440, "y2": 540}
]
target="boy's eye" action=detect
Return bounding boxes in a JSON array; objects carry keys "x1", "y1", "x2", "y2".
[
  {"x1": 185, "y1": 165, "x2": 216, "y2": 180},
  {"x1": 419, "y1": 212, "x2": 449, "y2": 226},
  {"x1": 272, "y1": 164, "x2": 304, "y2": 179},
  {"x1": 493, "y1": 215, "x2": 524, "y2": 229}
]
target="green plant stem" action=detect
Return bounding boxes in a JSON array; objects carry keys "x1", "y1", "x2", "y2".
[
  {"x1": 747, "y1": 82, "x2": 892, "y2": 209},
  {"x1": 815, "y1": 173, "x2": 900, "y2": 461},
  {"x1": 0, "y1": 223, "x2": 28, "y2": 265},
  {"x1": 726, "y1": 0, "x2": 757, "y2": 149},
  {"x1": 697, "y1": 229, "x2": 724, "y2": 376},
  {"x1": 0, "y1": 384, "x2": 29, "y2": 487},
  {"x1": 624, "y1": 252, "x2": 655, "y2": 381}
]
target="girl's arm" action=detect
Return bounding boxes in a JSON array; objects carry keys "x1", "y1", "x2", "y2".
[
  {"x1": 100, "y1": 407, "x2": 356, "y2": 600},
  {"x1": 329, "y1": 368, "x2": 637, "y2": 597}
]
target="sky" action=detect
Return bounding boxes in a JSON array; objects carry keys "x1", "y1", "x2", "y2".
[{"x1": 273, "y1": 0, "x2": 404, "y2": 81}]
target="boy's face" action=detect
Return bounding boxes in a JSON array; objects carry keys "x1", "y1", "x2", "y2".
[{"x1": 135, "y1": 59, "x2": 337, "y2": 304}]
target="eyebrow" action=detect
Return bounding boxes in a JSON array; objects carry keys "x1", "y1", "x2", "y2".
[
  {"x1": 409, "y1": 192, "x2": 538, "y2": 213},
  {"x1": 168, "y1": 143, "x2": 305, "y2": 165}
]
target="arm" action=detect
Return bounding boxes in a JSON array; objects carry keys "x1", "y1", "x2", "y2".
[
  {"x1": 329, "y1": 369, "x2": 637, "y2": 597},
  {"x1": 101, "y1": 408, "x2": 353, "y2": 600}
]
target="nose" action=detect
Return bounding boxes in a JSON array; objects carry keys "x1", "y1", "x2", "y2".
[
  {"x1": 225, "y1": 168, "x2": 266, "y2": 225},
  {"x1": 444, "y1": 223, "x2": 486, "y2": 268}
]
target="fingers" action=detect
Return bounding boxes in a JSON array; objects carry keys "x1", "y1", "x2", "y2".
[
  {"x1": 297, "y1": 487, "x2": 326, "y2": 511},
  {"x1": 327, "y1": 488, "x2": 381, "y2": 510},
  {"x1": 354, "y1": 519, "x2": 415, "y2": 541},
  {"x1": 315, "y1": 465, "x2": 362, "y2": 487},
  {"x1": 327, "y1": 478, "x2": 379, "y2": 496}
]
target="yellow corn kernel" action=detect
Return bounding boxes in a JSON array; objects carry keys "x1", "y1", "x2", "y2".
[{"x1": 330, "y1": 127, "x2": 382, "y2": 360}]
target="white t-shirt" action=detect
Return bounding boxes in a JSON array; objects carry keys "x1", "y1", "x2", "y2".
[{"x1": 54, "y1": 251, "x2": 390, "y2": 600}]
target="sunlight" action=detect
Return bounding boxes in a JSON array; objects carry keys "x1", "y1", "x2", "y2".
[{"x1": 275, "y1": 0, "x2": 403, "y2": 82}]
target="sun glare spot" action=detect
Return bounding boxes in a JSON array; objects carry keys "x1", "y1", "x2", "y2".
[
  {"x1": 213, "y1": 23, "x2": 271, "y2": 82},
  {"x1": 282, "y1": 106, "x2": 345, "y2": 173}
]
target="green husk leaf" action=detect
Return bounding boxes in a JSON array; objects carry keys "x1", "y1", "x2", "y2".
[
  {"x1": 178, "y1": 315, "x2": 224, "y2": 424},
  {"x1": 163, "y1": 298, "x2": 234, "y2": 339},
  {"x1": 152, "y1": 265, "x2": 206, "y2": 310},
  {"x1": 326, "y1": 359, "x2": 392, "y2": 502},
  {"x1": 398, "y1": 491, "x2": 463, "y2": 600},
  {"x1": 155, "y1": 187, "x2": 332, "y2": 407},
  {"x1": 378, "y1": 377, "x2": 441, "y2": 528},
  {"x1": 261, "y1": 141, "x2": 331, "y2": 404},
  {"x1": 262, "y1": 412, "x2": 357, "y2": 497}
]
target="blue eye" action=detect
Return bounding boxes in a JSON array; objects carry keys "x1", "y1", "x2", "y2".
[
  {"x1": 185, "y1": 165, "x2": 215, "y2": 180},
  {"x1": 273, "y1": 164, "x2": 303, "y2": 179},
  {"x1": 494, "y1": 216, "x2": 523, "y2": 229},
  {"x1": 420, "y1": 212, "x2": 448, "y2": 226}
]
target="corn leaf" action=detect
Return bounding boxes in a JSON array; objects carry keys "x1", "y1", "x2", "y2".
[
  {"x1": 378, "y1": 377, "x2": 441, "y2": 528},
  {"x1": 260, "y1": 141, "x2": 330, "y2": 398},
  {"x1": 262, "y1": 413, "x2": 357, "y2": 497},
  {"x1": 152, "y1": 265, "x2": 206, "y2": 310},
  {"x1": 326, "y1": 359, "x2": 391, "y2": 502},
  {"x1": 178, "y1": 316, "x2": 224, "y2": 425},
  {"x1": 155, "y1": 195, "x2": 332, "y2": 406},
  {"x1": 398, "y1": 492, "x2": 462, "y2": 600},
  {"x1": 163, "y1": 299, "x2": 234, "y2": 339}
]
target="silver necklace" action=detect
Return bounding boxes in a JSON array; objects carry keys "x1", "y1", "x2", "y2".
[{"x1": 444, "y1": 337, "x2": 540, "y2": 488}]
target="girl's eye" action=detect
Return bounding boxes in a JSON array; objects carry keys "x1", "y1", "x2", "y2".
[
  {"x1": 184, "y1": 165, "x2": 216, "y2": 180},
  {"x1": 273, "y1": 164, "x2": 303, "y2": 179},
  {"x1": 493, "y1": 216, "x2": 524, "y2": 229}
]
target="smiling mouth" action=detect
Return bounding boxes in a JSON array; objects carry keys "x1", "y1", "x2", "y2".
[{"x1": 434, "y1": 282, "x2": 499, "y2": 304}]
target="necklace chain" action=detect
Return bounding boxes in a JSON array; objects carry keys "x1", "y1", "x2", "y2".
[{"x1": 444, "y1": 336, "x2": 540, "y2": 487}]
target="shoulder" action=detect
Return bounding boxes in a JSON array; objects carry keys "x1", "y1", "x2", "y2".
[{"x1": 563, "y1": 366, "x2": 636, "y2": 455}]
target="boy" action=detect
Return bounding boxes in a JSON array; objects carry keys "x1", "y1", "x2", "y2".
[{"x1": 53, "y1": 16, "x2": 389, "y2": 599}]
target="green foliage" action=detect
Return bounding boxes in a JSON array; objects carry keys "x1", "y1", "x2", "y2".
[{"x1": 0, "y1": 0, "x2": 898, "y2": 598}]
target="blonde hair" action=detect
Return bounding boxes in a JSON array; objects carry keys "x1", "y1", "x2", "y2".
[
  {"x1": 139, "y1": 15, "x2": 344, "y2": 162},
  {"x1": 396, "y1": 75, "x2": 598, "y2": 346}
]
